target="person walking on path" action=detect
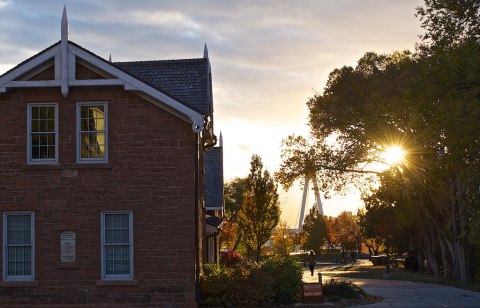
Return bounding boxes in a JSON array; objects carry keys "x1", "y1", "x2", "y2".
[
  {"x1": 350, "y1": 250, "x2": 357, "y2": 265},
  {"x1": 307, "y1": 250, "x2": 316, "y2": 276}
]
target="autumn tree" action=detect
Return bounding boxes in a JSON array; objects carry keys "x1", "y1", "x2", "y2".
[
  {"x1": 329, "y1": 212, "x2": 360, "y2": 251},
  {"x1": 238, "y1": 155, "x2": 281, "y2": 262},
  {"x1": 272, "y1": 220, "x2": 294, "y2": 255},
  {"x1": 219, "y1": 177, "x2": 249, "y2": 250},
  {"x1": 302, "y1": 207, "x2": 327, "y2": 253}
]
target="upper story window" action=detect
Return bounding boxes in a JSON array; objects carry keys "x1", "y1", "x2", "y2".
[
  {"x1": 3, "y1": 212, "x2": 35, "y2": 281},
  {"x1": 77, "y1": 103, "x2": 108, "y2": 163},
  {"x1": 101, "y1": 211, "x2": 133, "y2": 280},
  {"x1": 27, "y1": 104, "x2": 58, "y2": 164}
]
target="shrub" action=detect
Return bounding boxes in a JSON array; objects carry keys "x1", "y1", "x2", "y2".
[
  {"x1": 219, "y1": 250, "x2": 242, "y2": 268},
  {"x1": 201, "y1": 255, "x2": 303, "y2": 306},
  {"x1": 322, "y1": 278, "x2": 366, "y2": 302},
  {"x1": 259, "y1": 255, "x2": 303, "y2": 304}
]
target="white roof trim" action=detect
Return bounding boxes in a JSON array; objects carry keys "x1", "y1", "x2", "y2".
[{"x1": 0, "y1": 41, "x2": 204, "y2": 132}]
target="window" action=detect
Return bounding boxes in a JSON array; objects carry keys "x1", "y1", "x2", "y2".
[
  {"x1": 27, "y1": 104, "x2": 58, "y2": 164},
  {"x1": 77, "y1": 103, "x2": 107, "y2": 162},
  {"x1": 3, "y1": 212, "x2": 34, "y2": 281},
  {"x1": 101, "y1": 211, "x2": 133, "y2": 280}
]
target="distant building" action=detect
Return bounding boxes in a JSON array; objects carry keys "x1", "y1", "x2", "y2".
[{"x1": 0, "y1": 8, "x2": 223, "y2": 306}]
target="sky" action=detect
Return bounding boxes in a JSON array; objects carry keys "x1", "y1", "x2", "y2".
[{"x1": 0, "y1": 0, "x2": 424, "y2": 228}]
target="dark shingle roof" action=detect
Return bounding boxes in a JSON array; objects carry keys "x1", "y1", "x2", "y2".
[
  {"x1": 204, "y1": 146, "x2": 223, "y2": 209},
  {"x1": 114, "y1": 59, "x2": 211, "y2": 115}
]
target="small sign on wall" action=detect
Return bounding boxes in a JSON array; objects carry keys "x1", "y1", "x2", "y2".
[
  {"x1": 60, "y1": 231, "x2": 76, "y2": 263},
  {"x1": 302, "y1": 282, "x2": 323, "y2": 304}
]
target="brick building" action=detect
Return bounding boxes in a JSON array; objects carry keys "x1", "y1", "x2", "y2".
[{"x1": 0, "y1": 8, "x2": 222, "y2": 306}]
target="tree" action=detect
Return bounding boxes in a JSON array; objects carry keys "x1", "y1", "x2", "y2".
[
  {"x1": 238, "y1": 155, "x2": 281, "y2": 262},
  {"x1": 272, "y1": 220, "x2": 294, "y2": 255},
  {"x1": 275, "y1": 135, "x2": 323, "y2": 215},
  {"x1": 302, "y1": 206, "x2": 327, "y2": 253},
  {"x1": 221, "y1": 177, "x2": 249, "y2": 251},
  {"x1": 330, "y1": 212, "x2": 360, "y2": 251}
]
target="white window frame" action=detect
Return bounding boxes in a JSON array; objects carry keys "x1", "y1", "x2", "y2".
[
  {"x1": 100, "y1": 211, "x2": 133, "y2": 280},
  {"x1": 27, "y1": 103, "x2": 58, "y2": 164},
  {"x1": 76, "y1": 102, "x2": 108, "y2": 163},
  {"x1": 3, "y1": 212, "x2": 35, "y2": 281}
]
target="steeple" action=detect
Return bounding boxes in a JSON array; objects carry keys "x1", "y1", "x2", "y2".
[{"x1": 219, "y1": 131, "x2": 223, "y2": 147}]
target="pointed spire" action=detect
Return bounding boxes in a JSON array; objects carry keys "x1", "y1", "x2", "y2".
[
  {"x1": 109, "y1": 54, "x2": 112, "y2": 62},
  {"x1": 61, "y1": 6, "x2": 69, "y2": 42},
  {"x1": 203, "y1": 43, "x2": 209, "y2": 59},
  {"x1": 219, "y1": 131, "x2": 223, "y2": 147},
  {"x1": 61, "y1": 6, "x2": 69, "y2": 98}
]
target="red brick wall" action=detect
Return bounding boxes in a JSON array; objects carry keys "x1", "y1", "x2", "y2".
[{"x1": 0, "y1": 85, "x2": 201, "y2": 306}]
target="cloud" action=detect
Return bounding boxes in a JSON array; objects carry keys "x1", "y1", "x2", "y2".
[{"x1": 0, "y1": 0, "x2": 424, "y2": 217}]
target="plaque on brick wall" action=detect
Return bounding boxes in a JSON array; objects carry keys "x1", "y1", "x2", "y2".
[{"x1": 60, "y1": 231, "x2": 76, "y2": 263}]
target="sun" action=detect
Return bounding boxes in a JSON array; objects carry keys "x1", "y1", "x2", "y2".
[{"x1": 382, "y1": 145, "x2": 405, "y2": 165}]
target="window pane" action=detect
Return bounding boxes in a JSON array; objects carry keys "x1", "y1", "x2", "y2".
[
  {"x1": 106, "y1": 246, "x2": 114, "y2": 259},
  {"x1": 32, "y1": 146, "x2": 39, "y2": 159},
  {"x1": 39, "y1": 107, "x2": 47, "y2": 119},
  {"x1": 121, "y1": 229, "x2": 129, "y2": 243},
  {"x1": 106, "y1": 260, "x2": 113, "y2": 275},
  {"x1": 105, "y1": 229, "x2": 113, "y2": 244},
  {"x1": 31, "y1": 107, "x2": 39, "y2": 119},
  {"x1": 47, "y1": 107, "x2": 54, "y2": 119},
  {"x1": 47, "y1": 119, "x2": 55, "y2": 132},
  {"x1": 31, "y1": 120, "x2": 39, "y2": 132}
]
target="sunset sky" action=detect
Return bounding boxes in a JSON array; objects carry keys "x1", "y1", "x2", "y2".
[{"x1": 0, "y1": 0, "x2": 424, "y2": 227}]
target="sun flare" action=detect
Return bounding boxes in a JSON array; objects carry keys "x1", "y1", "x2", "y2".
[{"x1": 382, "y1": 146, "x2": 405, "y2": 165}]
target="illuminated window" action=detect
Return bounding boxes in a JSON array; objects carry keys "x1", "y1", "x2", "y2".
[
  {"x1": 27, "y1": 104, "x2": 58, "y2": 164},
  {"x1": 101, "y1": 211, "x2": 133, "y2": 280},
  {"x1": 77, "y1": 103, "x2": 107, "y2": 163},
  {"x1": 3, "y1": 212, "x2": 35, "y2": 281}
]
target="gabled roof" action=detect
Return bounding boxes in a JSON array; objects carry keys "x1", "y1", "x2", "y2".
[
  {"x1": 0, "y1": 8, "x2": 210, "y2": 133},
  {"x1": 115, "y1": 59, "x2": 211, "y2": 115}
]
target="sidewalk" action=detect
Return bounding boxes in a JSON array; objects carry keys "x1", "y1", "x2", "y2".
[{"x1": 302, "y1": 260, "x2": 480, "y2": 307}]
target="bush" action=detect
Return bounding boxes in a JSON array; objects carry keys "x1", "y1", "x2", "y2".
[
  {"x1": 219, "y1": 250, "x2": 242, "y2": 268},
  {"x1": 259, "y1": 255, "x2": 303, "y2": 304},
  {"x1": 322, "y1": 278, "x2": 366, "y2": 302},
  {"x1": 201, "y1": 255, "x2": 303, "y2": 306}
]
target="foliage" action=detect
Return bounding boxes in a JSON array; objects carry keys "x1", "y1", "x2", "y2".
[
  {"x1": 219, "y1": 250, "x2": 242, "y2": 268},
  {"x1": 201, "y1": 255, "x2": 302, "y2": 306},
  {"x1": 218, "y1": 220, "x2": 238, "y2": 251},
  {"x1": 238, "y1": 154, "x2": 281, "y2": 262},
  {"x1": 220, "y1": 177, "x2": 249, "y2": 251},
  {"x1": 224, "y1": 177, "x2": 249, "y2": 221},
  {"x1": 272, "y1": 220, "x2": 294, "y2": 255},
  {"x1": 322, "y1": 278, "x2": 366, "y2": 302},
  {"x1": 329, "y1": 211, "x2": 361, "y2": 251},
  {"x1": 260, "y1": 255, "x2": 303, "y2": 304},
  {"x1": 302, "y1": 206, "x2": 327, "y2": 253}
]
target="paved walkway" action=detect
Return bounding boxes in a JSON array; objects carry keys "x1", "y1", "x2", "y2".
[{"x1": 302, "y1": 260, "x2": 480, "y2": 307}]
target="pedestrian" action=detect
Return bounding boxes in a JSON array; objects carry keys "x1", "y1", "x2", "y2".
[
  {"x1": 341, "y1": 249, "x2": 346, "y2": 264},
  {"x1": 307, "y1": 250, "x2": 316, "y2": 276},
  {"x1": 351, "y1": 250, "x2": 357, "y2": 265}
]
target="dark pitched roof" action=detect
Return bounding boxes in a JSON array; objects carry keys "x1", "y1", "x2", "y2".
[
  {"x1": 204, "y1": 146, "x2": 223, "y2": 209},
  {"x1": 114, "y1": 59, "x2": 212, "y2": 115}
]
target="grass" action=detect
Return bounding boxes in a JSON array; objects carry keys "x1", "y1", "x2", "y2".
[{"x1": 320, "y1": 261, "x2": 480, "y2": 293}]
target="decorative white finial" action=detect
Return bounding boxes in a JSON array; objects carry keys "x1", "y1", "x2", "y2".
[
  {"x1": 219, "y1": 131, "x2": 223, "y2": 147},
  {"x1": 109, "y1": 54, "x2": 112, "y2": 62},
  {"x1": 61, "y1": 6, "x2": 69, "y2": 97},
  {"x1": 61, "y1": 6, "x2": 69, "y2": 42},
  {"x1": 203, "y1": 43, "x2": 208, "y2": 59}
]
